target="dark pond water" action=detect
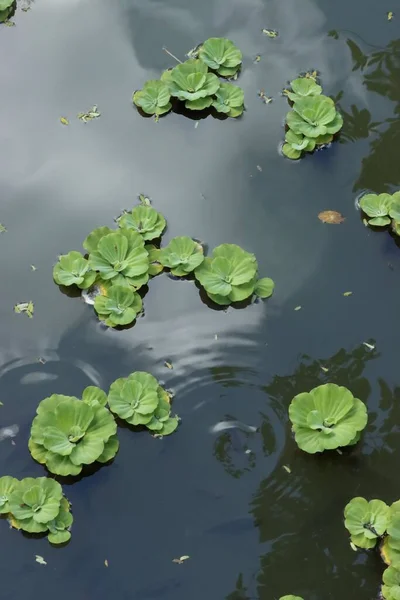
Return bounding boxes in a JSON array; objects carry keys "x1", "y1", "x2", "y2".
[{"x1": 1, "y1": 0, "x2": 400, "y2": 598}]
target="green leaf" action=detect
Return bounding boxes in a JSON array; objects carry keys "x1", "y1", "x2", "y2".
[
  {"x1": 294, "y1": 95, "x2": 337, "y2": 126},
  {"x1": 108, "y1": 371, "x2": 160, "y2": 426},
  {"x1": 185, "y1": 96, "x2": 214, "y2": 110},
  {"x1": 199, "y1": 38, "x2": 242, "y2": 75},
  {"x1": 145, "y1": 244, "x2": 164, "y2": 276},
  {"x1": 369, "y1": 216, "x2": 391, "y2": 226},
  {"x1": 9, "y1": 477, "x2": 62, "y2": 526},
  {"x1": 94, "y1": 285, "x2": 142, "y2": 327},
  {"x1": 254, "y1": 278, "x2": 275, "y2": 298},
  {"x1": 389, "y1": 199, "x2": 400, "y2": 222},
  {"x1": 212, "y1": 83, "x2": 244, "y2": 116},
  {"x1": 159, "y1": 236, "x2": 204, "y2": 275},
  {"x1": 53, "y1": 251, "x2": 96, "y2": 289},
  {"x1": 359, "y1": 193, "x2": 393, "y2": 219},
  {"x1": 82, "y1": 386, "x2": 108, "y2": 408},
  {"x1": 0, "y1": 476, "x2": 19, "y2": 514},
  {"x1": 133, "y1": 80, "x2": 171, "y2": 116},
  {"x1": 83, "y1": 226, "x2": 114, "y2": 253},
  {"x1": 97, "y1": 434, "x2": 119, "y2": 463},
  {"x1": 344, "y1": 497, "x2": 389, "y2": 549},
  {"x1": 282, "y1": 144, "x2": 302, "y2": 160},
  {"x1": 289, "y1": 383, "x2": 368, "y2": 453},
  {"x1": 286, "y1": 77, "x2": 322, "y2": 102},
  {"x1": 118, "y1": 206, "x2": 166, "y2": 241},
  {"x1": 48, "y1": 530, "x2": 71, "y2": 544},
  {"x1": 166, "y1": 60, "x2": 220, "y2": 101}
]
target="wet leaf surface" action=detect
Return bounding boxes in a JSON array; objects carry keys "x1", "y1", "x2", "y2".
[
  {"x1": 14, "y1": 301, "x2": 34, "y2": 318},
  {"x1": 318, "y1": 211, "x2": 345, "y2": 224}
]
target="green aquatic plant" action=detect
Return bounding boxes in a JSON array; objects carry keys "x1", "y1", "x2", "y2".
[
  {"x1": 382, "y1": 504, "x2": 400, "y2": 569},
  {"x1": 145, "y1": 244, "x2": 164, "y2": 276},
  {"x1": 198, "y1": 37, "x2": 242, "y2": 78},
  {"x1": 359, "y1": 193, "x2": 393, "y2": 226},
  {"x1": 159, "y1": 236, "x2": 204, "y2": 276},
  {"x1": 83, "y1": 226, "x2": 115, "y2": 253},
  {"x1": 0, "y1": 476, "x2": 19, "y2": 514},
  {"x1": 29, "y1": 390, "x2": 118, "y2": 476},
  {"x1": 53, "y1": 251, "x2": 96, "y2": 289},
  {"x1": 118, "y1": 205, "x2": 166, "y2": 241},
  {"x1": 88, "y1": 229, "x2": 150, "y2": 290},
  {"x1": 132, "y1": 80, "x2": 172, "y2": 117},
  {"x1": 212, "y1": 82, "x2": 244, "y2": 117},
  {"x1": 0, "y1": 0, "x2": 14, "y2": 22},
  {"x1": 279, "y1": 596, "x2": 304, "y2": 600},
  {"x1": 108, "y1": 371, "x2": 179, "y2": 436},
  {"x1": 382, "y1": 565, "x2": 400, "y2": 600},
  {"x1": 286, "y1": 77, "x2": 322, "y2": 102},
  {"x1": 287, "y1": 95, "x2": 343, "y2": 139},
  {"x1": 161, "y1": 59, "x2": 220, "y2": 110},
  {"x1": 94, "y1": 284, "x2": 143, "y2": 327},
  {"x1": 288, "y1": 383, "x2": 368, "y2": 453},
  {"x1": 344, "y1": 497, "x2": 390, "y2": 549},
  {"x1": 4, "y1": 476, "x2": 73, "y2": 544},
  {"x1": 194, "y1": 243, "x2": 274, "y2": 305}
]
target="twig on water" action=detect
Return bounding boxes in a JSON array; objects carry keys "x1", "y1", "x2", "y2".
[{"x1": 162, "y1": 47, "x2": 182, "y2": 64}]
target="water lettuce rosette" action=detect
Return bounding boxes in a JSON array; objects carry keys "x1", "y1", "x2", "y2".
[
  {"x1": 159, "y1": 236, "x2": 204, "y2": 276},
  {"x1": 53, "y1": 251, "x2": 96, "y2": 290},
  {"x1": 288, "y1": 383, "x2": 368, "y2": 453},
  {"x1": 118, "y1": 205, "x2": 166, "y2": 241},
  {"x1": 198, "y1": 37, "x2": 242, "y2": 78},
  {"x1": 133, "y1": 80, "x2": 172, "y2": 116},
  {"x1": 344, "y1": 497, "x2": 389, "y2": 549},
  {"x1": 29, "y1": 388, "x2": 119, "y2": 476},
  {"x1": 93, "y1": 284, "x2": 143, "y2": 327},
  {"x1": 161, "y1": 59, "x2": 220, "y2": 111}
]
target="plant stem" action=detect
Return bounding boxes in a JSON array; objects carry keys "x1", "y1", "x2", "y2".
[{"x1": 162, "y1": 47, "x2": 182, "y2": 64}]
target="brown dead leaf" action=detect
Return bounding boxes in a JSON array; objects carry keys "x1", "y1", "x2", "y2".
[{"x1": 318, "y1": 210, "x2": 345, "y2": 224}]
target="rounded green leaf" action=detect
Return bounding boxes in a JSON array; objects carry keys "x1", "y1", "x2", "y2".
[
  {"x1": 389, "y1": 200, "x2": 400, "y2": 222},
  {"x1": 0, "y1": 476, "x2": 19, "y2": 514},
  {"x1": 53, "y1": 251, "x2": 96, "y2": 289},
  {"x1": 228, "y1": 278, "x2": 256, "y2": 302},
  {"x1": 133, "y1": 80, "x2": 171, "y2": 116},
  {"x1": 94, "y1": 285, "x2": 142, "y2": 327},
  {"x1": 212, "y1": 83, "x2": 244, "y2": 115},
  {"x1": 97, "y1": 434, "x2": 119, "y2": 463},
  {"x1": 118, "y1": 206, "x2": 166, "y2": 241},
  {"x1": 369, "y1": 216, "x2": 391, "y2": 226},
  {"x1": 289, "y1": 383, "x2": 368, "y2": 453},
  {"x1": 145, "y1": 244, "x2": 164, "y2": 276},
  {"x1": 83, "y1": 226, "x2": 114, "y2": 253},
  {"x1": 282, "y1": 143, "x2": 302, "y2": 160},
  {"x1": 285, "y1": 129, "x2": 309, "y2": 151},
  {"x1": 254, "y1": 277, "x2": 275, "y2": 298},
  {"x1": 286, "y1": 77, "x2": 322, "y2": 102},
  {"x1": 195, "y1": 258, "x2": 232, "y2": 296},
  {"x1": 344, "y1": 497, "x2": 389, "y2": 548},
  {"x1": 82, "y1": 386, "x2": 108, "y2": 408},
  {"x1": 157, "y1": 416, "x2": 179, "y2": 436},
  {"x1": 185, "y1": 96, "x2": 214, "y2": 110},
  {"x1": 293, "y1": 95, "x2": 337, "y2": 126},
  {"x1": 48, "y1": 530, "x2": 71, "y2": 544},
  {"x1": 360, "y1": 193, "x2": 392, "y2": 219},
  {"x1": 167, "y1": 60, "x2": 220, "y2": 101},
  {"x1": 108, "y1": 371, "x2": 160, "y2": 426},
  {"x1": 159, "y1": 236, "x2": 204, "y2": 275},
  {"x1": 279, "y1": 596, "x2": 304, "y2": 600},
  {"x1": 199, "y1": 38, "x2": 242, "y2": 74},
  {"x1": 9, "y1": 477, "x2": 62, "y2": 525}
]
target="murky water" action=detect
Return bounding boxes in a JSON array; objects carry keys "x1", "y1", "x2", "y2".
[{"x1": 1, "y1": 0, "x2": 400, "y2": 598}]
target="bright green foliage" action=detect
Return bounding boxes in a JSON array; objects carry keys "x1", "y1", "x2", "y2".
[
  {"x1": 254, "y1": 277, "x2": 275, "y2": 298},
  {"x1": 118, "y1": 205, "x2": 166, "y2": 241},
  {"x1": 133, "y1": 80, "x2": 172, "y2": 116},
  {"x1": 159, "y1": 236, "x2": 204, "y2": 276},
  {"x1": 382, "y1": 566, "x2": 400, "y2": 600},
  {"x1": 4, "y1": 476, "x2": 73, "y2": 544},
  {"x1": 288, "y1": 383, "x2": 368, "y2": 453},
  {"x1": 344, "y1": 497, "x2": 389, "y2": 549},
  {"x1": 0, "y1": 476, "x2": 19, "y2": 514},
  {"x1": 29, "y1": 392, "x2": 118, "y2": 476},
  {"x1": 161, "y1": 59, "x2": 220, "y2": 110},
  {"x1": 288, "y1": 95, "x2": 343, "y2": 138},
  {"x1": 94, "y1": 284, "x2": 143, "y2": 327},
  {"x1": 212, "y1": 83, "x2": 244, "y2": 117},
  {"x1": 82, "y1": 385, "x2": 108, "y2": 408},
  {"x1": 198, "y1": 37, "x2": 242, "y2": 78},
  {"x1": 145, "y1": 244, "x2": 164, "y2": 276},
  {"x1": 83, "y1": 226, "x2": 114, "y2": 253},
  {"x1": 286, "y1": 77, "x2": 322, "y2": 102},
  {"x1": 53, "y1": 251, "x2": 96, "y2": 289},
  {"x1": 0, "y1": 0, "x2": 14, "y2": 22},
  {"x1": 359, "y1": 193, "x2": 393, "y2": 226},
  {"x1": 88, "y1": 229, "x2": 150, "y2": 290},
  {"x1": 279, "y1": 596, "x2": 304, "y2": 600},
  {"x1": 108, "y1": 371, "x2": 179, "y2": 436},
  {"x1": 195, "y1": 243, "x2": 273, "y2": 305}
]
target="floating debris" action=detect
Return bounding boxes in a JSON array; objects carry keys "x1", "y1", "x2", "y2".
[
  {"x1": 38, "y1": 357, "x2": 46, "y2": 365},
  {"x1": 172, "y1": 555, "x2": 190, "y2": 564},
  {"x1": 363, "y1": 341, "x2": 375, "y2": 351},
  {"x1": 60, "y1": 117, "x2": 69, "y2": 126},
  {"x1": 214, "y1": 334, "x2": 218, "y2": 340},
  {"x1": 258, "y1": 89, "x2": 272, "y2": 104},
  {"x1": 0, "y1": 224, "x2": 7, "y2": 233},
  {"x1": 388, "y1": 11, "x2": 394, "y2": 20},
  {"x1": 350, "y1": 541, "x2": 358, "y2": 552},
  {"x1": 304, "y1": 70, "x2": 318, "y2": 80},
  {"x1": 138, "y1": 193, "x2": 151, "y2": 206},
  {"x1": 283, "y1": 465, "x2": 291, "y2": 474},
  {"x1": 194, "y1": 121, "x2": 199, "y2": 129},
  {"x1": 294, "y1": 306, "x2": 302, "y2": 311},
  {"x1": 104, "y1": 559, "x2": 109, "y2": 567},
  {"x1": 78, "y1": 105, "x2": 101, "y2": 123},
  {"x1": 30, "y1": 265, "x2": 37, "y2": 271},
  {"x1": 4, "y1": 20, "x2": 16, "y2": 27},
  {"x1": 320, "y1": 366, "x2": 329, "y2": 373},
  {"x1": 256, "y1": 165, "x2": 262, "y2": 172},
  {"x1": 164, "y1": 361, "x2": 173, "y2": 370},
  {"x1": 318, "y1": 210, "x2": 345, "y2": 224},
  {"x1": 343, "y1": 291, "x2": 353, "y2": 297},
  {"x1": 262, "y1": 28, "x2": 278, "y2": 38},
  {"x1": 14, "y1": 301, "x2": 34, "y2": 318},
  {"x1": 253, "y1": 54, "x2": 261, "y2": 63},
  {"x1": 0, "y1": 425, "x2": 19, "y2": 442},
  {"x1": 35, "y1": 555, "x2": 47, "y2": 566}
]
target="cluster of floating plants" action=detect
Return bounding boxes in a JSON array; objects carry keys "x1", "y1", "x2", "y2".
[
  {"x1": 133, "y1": 38, "x2": 244, "y2": 119},
  {"x1": 0, "y1": 0, "x2": 14, "y2": 22},
  {"x1": 53, "y1": 196, "x2": 275, "y2": 327},
  {"x1": 288, "y1": 383, "x2": 368, "y2": 454},
  {"x1": 359, "y1": 191, "x2": 400, "y2": 236},
  {"x1": 344, "y1": 497, "x2": 400, "y2": 598},
  {"x1": 0, "y1": 476, "x2": 72, "y2": 544},
  {"x1": 282, "y1": 76, "x2": 343, "y2": 160}
]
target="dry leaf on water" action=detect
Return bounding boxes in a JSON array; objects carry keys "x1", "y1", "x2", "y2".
[
  {"x1": 173, "y1": 555, "x2": 190, "y2": 564},
  {"x1": 318, "y1": 211, "x2": 345, "y2": 224}
]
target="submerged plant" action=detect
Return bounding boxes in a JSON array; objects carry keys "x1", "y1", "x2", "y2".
[
  {"x1": 1, "y1": 476, "x2": 73, "y2": 544},
  {"x1": 118, "y1": 205, "x2": 166, "y2": 241},
  {"x1": 88, "y1": 229, "x2": 150, "y2": 290},
  {"x1": 198, "y1": 37, "x2": 242, "y2": 78},
  {"x1": 159, "y1": 236, "x2": 204, "y2": 276},
  {"x1": 53, "y1": 251, "x2": 96, "y2": 289},
  {"x1": 29, "y1": 389, "x2": 118, "y2": 476},
  {"x1": 285, "y1": 77, "x2": 322, "y2": 103},
  {"x1": 94, "y1": 284, "x2": 143, "y2": 327},
  {"x1": 194, "y1": 243, "x2": 274, "y2": 305},
  {"x1": 288, "y1": 383, "x2": 368, "y2": 453},
  {"x1": 132, "y1": 80, "x2": 172, "y2": 117},
  {"x1": 212, "y1": 83, "x2": 244, "y2": 117},
  {"x1": 0, "y1": 0, "x2": 14, "y2": 23},
  {"x1": 344, "y1": 497, "x2": 390, "y2": 549},
  {"x1": 161, "y1": 59, "x2": 220, "y2": 110},
  {"x1": 108, "y1": 371, "x2": 179, "y2": 436}
]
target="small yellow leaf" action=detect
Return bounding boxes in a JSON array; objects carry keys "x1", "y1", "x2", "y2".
[
  {"x1": 343, "y1": 291, "x2": 353, "y2": 297},
  {"x1": 283, "y1": 465, "x2": 291, "y2": 474},
  {"x1": 35, "y1": 555, "x2": 47, "y2": 565},
  {"x1": 320, "y1": 366, "x2": 329, "y2": 373},
  {"x1": 350, "y1": 541, "x2": 358, "y2": 552},
  {"x1": 164, "y1": 361, "x2": 173, "y2": 370},
  {"x1": 60, "y1": 117, "x2": 69, "y2": 126},
  {"x1": 104, "y1": 559, "x2": 109, "y2": 567},
  {"x1": 388, "y1": 11, "x2": 394, "y2": 20}
]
